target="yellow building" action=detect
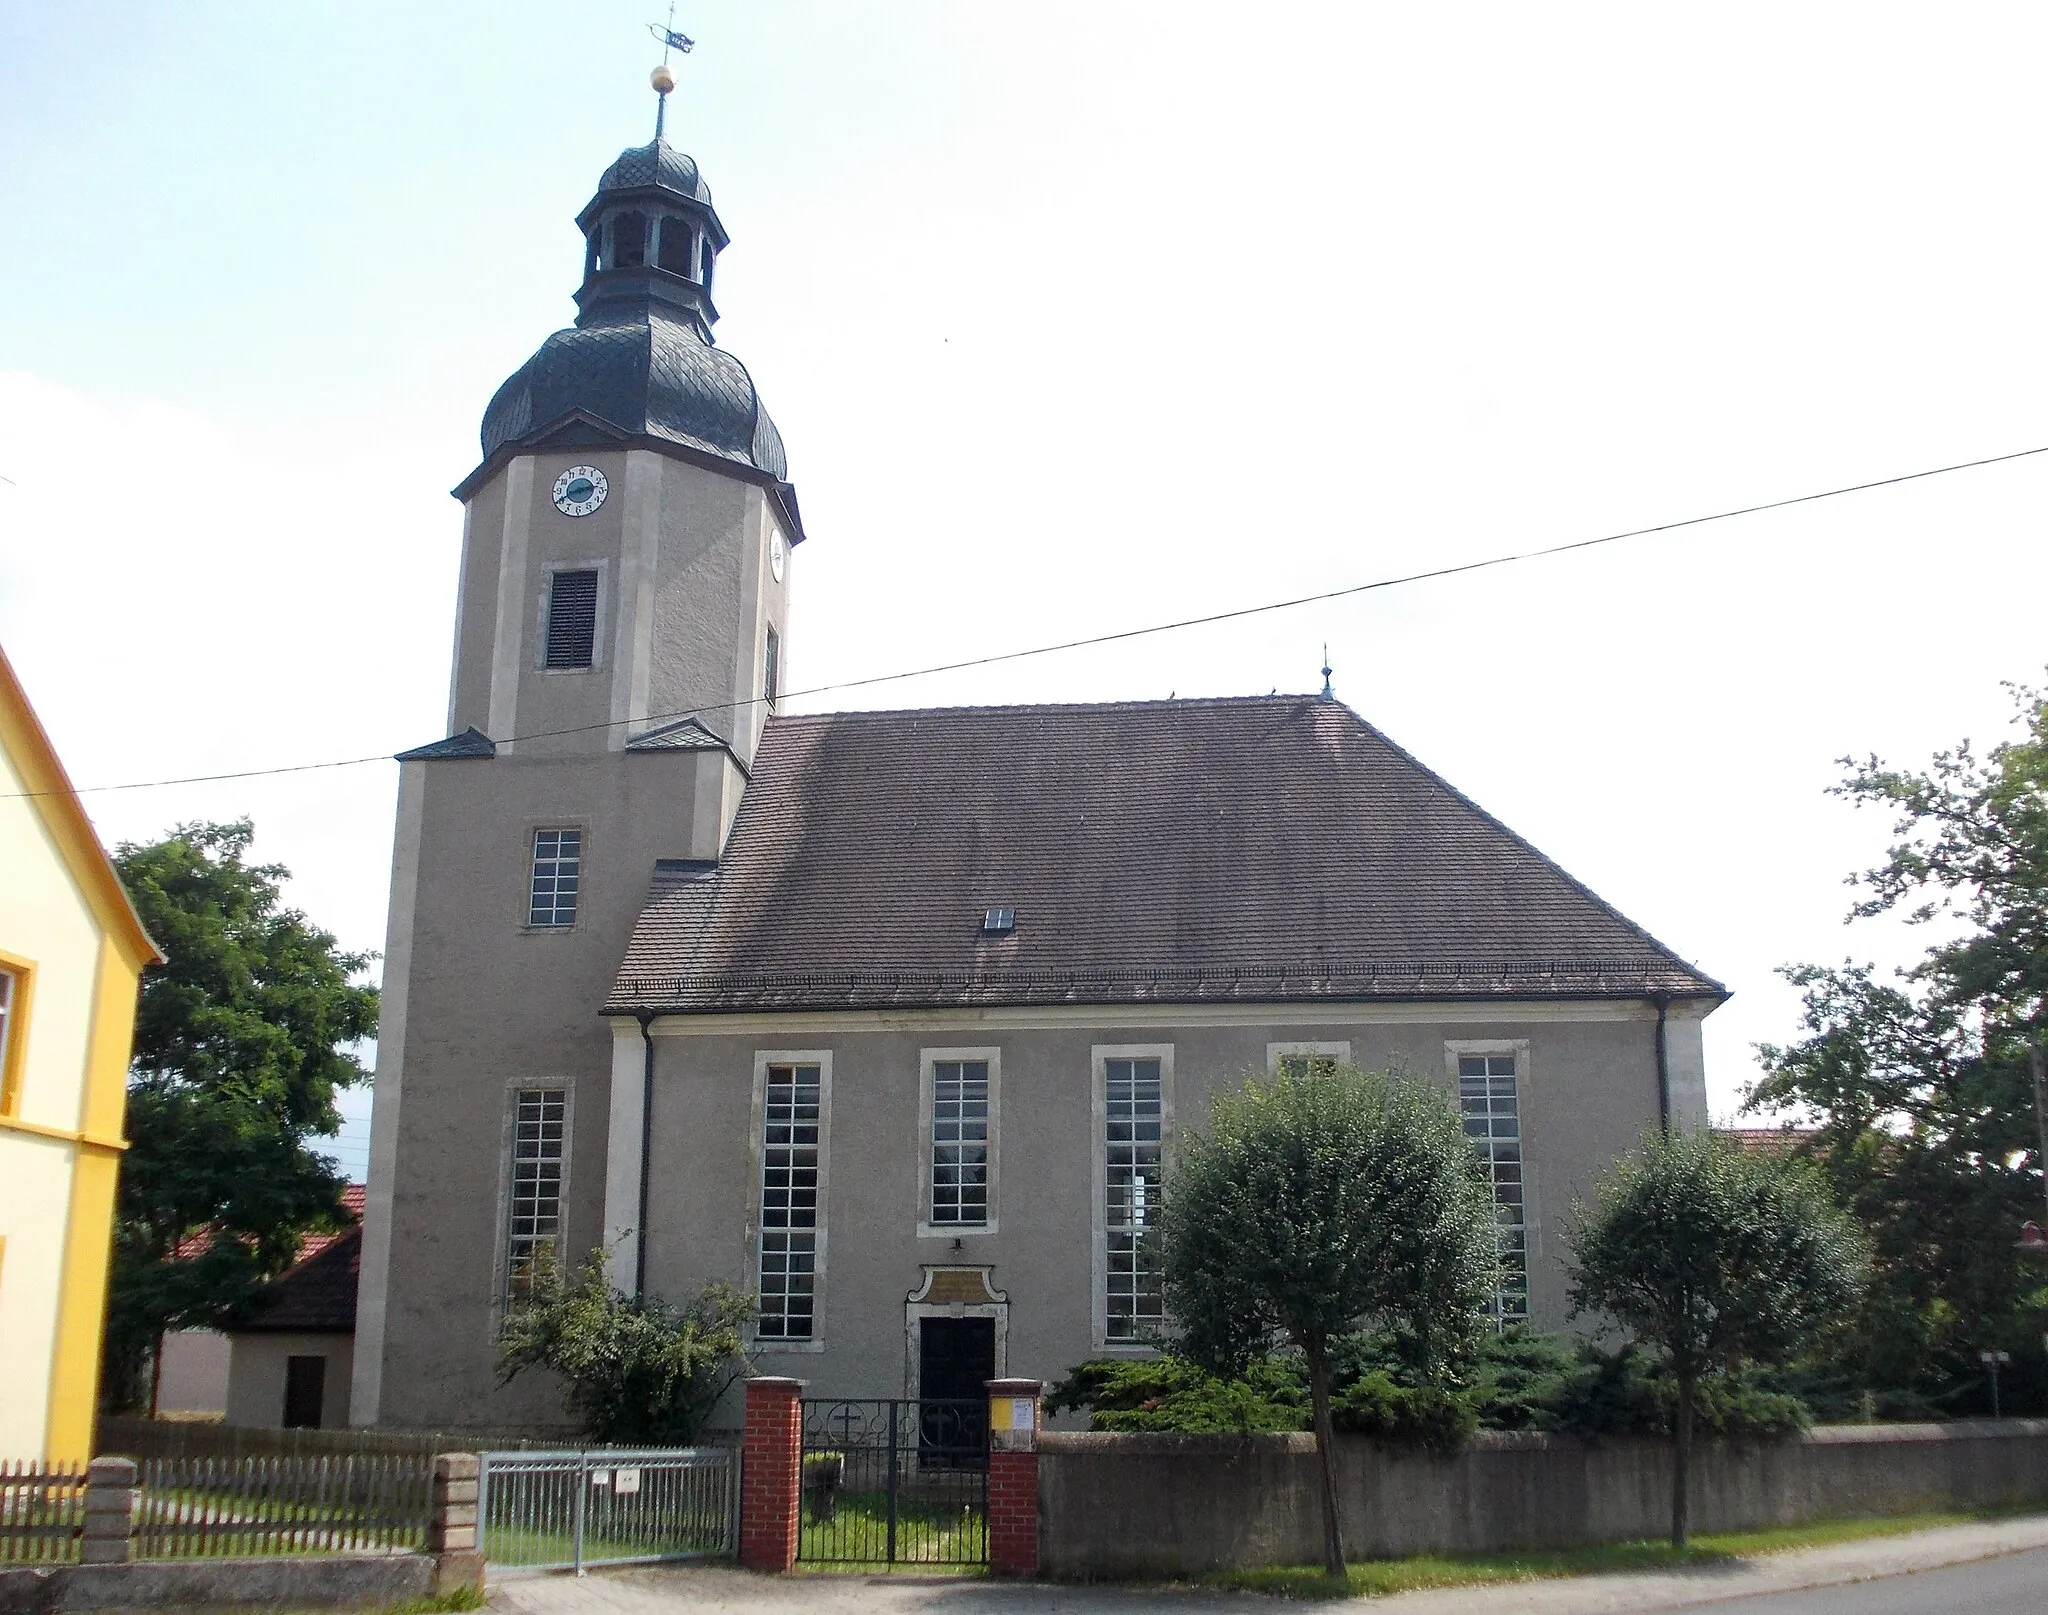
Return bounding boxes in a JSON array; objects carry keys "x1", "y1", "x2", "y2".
[{"x1": 0, "y1": 646, "x2": 159, "y2": 1463}]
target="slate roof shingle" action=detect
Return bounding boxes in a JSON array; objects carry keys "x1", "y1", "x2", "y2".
[{"x1": 606, "y1": 696, "x2": 1723, "y2": 1015}]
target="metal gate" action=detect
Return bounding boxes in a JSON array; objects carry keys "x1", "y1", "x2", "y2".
[
  {"x1": 477, "y1": 1448, "x2": 735, "y2": 1573},
  {"x1": 797, "y1": 1399, "x2": 987, "y2": 1565}
]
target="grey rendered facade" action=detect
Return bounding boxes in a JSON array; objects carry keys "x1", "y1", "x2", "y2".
[{"x1": 352, "y1": 131, "x2": 1722, "y2": 1431}]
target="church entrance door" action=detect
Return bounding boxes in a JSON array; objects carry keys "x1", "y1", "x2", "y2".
[{"x1": 918, "y1": 1317, "x2": 995, "y2": 1405}]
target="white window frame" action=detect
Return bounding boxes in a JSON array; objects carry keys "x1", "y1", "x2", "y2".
[
  {"x1": 524, "y1": 824, "x2": 587, "y2": 930},
  {"x1": 747, "y1": 1049, "x2": 833, "y2": 1353},
  {"x1": 1090, "y1": 1043, "x2": 1174, "y2": 1353},
  {"x1": 917, "y1": 1046, "x2": 1001, "y2": 1238},
  {"x1": 496, "y1": 1080, "x2": 574, "y2": 1312},
  {"x1": 1267, "y1": 1040, "x2": 1351, "y2": 1076},
  {"x1": 534, "y1": 558, "x2": 610, "y2": 675},
  {"x1": 1446, "y1": 1038, "x2": 1534, "y2": 1326}
]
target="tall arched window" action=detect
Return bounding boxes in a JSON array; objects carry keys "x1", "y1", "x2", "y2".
[
  {"x1": 611, "y1": 212, "x2": 648, "y2": 269},
  {"x1": 656, "y1": 217, "x2": 694, "y2": 276}
]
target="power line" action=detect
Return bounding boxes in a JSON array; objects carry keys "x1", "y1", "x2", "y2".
[{"x1": 17, "y1": 441, "x2": 2048, "y2": 801}]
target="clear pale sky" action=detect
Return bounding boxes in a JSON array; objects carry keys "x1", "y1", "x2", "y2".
[{"x1": 5, "y1": 3, "x2": 2046, "y2": 1179}]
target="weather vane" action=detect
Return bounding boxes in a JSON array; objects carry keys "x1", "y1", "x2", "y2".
[{"x1": 647, "y1": 4, "x2": 694, "y2": 138}]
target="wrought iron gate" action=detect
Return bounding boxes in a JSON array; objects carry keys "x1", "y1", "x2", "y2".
[{"x1": 797, "y1": 1399, "x2": 987, "y2": 1565}]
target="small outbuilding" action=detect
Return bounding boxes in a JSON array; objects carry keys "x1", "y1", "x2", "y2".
[{"x1": 223, "y1": 1190, "x2": 362, "y2": 1430}]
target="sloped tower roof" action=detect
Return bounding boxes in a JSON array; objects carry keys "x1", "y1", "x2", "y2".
[{"x1": 474, "y1": 137, "x2": 793, "y2": 503}]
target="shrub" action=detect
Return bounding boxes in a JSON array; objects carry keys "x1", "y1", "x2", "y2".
[
  {"x1": 1328, "y1": 1371, "x2": 1476, "y2": 1452},
  {"x1": 496, "y1": 1246, "x2": 753, "y2": 1444},
  {"x1": 1047, "y1": 1356, "x2": 1307, "y2": 1434}
]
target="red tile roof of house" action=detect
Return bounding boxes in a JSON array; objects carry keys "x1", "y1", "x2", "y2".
[
  {"x1": 170, "y1": 1184, "x2": 364, "y2": 1270},
  {"x1": 226, "y1": 1185, "x2": 365, "y2": 1336}
]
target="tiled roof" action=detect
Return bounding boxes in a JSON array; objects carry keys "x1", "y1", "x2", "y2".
[
  {"x1": 480, "y1": 309, "x2": 788, "y2": 479},
  {"x1": 233, "y1": 1226, "x2": 361, "y2": 1335},
  {"x1": 171, "y1": 1184, "x2": 364, "y2": 1266},
  {"x1": 395, "y1": 727, "x2": 495, "y2": 763},
  {"x1": 607, "y1": 696, "x2": 1724, "y2": 1015}
]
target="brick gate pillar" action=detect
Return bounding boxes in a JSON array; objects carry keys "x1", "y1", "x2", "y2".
[
  {"x1": 740, "y1": 1375, "x2": 806, "y2": 1571},
  {"x1": 986, "y1": 1377, "x2": 1043, "y2": 1578}
]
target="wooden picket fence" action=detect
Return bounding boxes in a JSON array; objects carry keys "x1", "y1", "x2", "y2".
[
  {"x1": 132, "y1": 1453, "x2": 431, "y2": 1558},
  {"x1": 0, "y1": 1459, "x2": 87, "y2": 1564}
]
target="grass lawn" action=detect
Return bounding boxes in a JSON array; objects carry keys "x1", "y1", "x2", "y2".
[
  {"x1": 1200, "y1": 1509, "x2": 2031, "y2": 1600},
  {"x1": 797, "y1": 1486, "x2": 986, "y2": 1572}
]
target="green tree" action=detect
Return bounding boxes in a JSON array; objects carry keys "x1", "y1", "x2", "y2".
[
  {"x1": 1158, "y1": 1062, "x2": 1496, "y2": 1577},
  {"x1": 1750, "y1": 680, "x2": 2048, "y2": 1407},
  {"x1": 497, "y1": 1248, "x2": 755, "y2": 1443},
  {"x1": 107, "y1": 820, "x2": 377, "y2": 1406},
  {"x1": 1567, "y1": 1129, "x2": 1866, "y2": 1547}
]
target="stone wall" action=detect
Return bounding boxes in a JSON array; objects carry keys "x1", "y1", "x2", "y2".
[{"x1": 1037, "y1": 1421, "x2": 2048, "y2": 1577}]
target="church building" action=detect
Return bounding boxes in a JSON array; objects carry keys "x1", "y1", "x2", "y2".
[{"x1": 351, "y1": 121, "x2": 1724, "y2": 1432}]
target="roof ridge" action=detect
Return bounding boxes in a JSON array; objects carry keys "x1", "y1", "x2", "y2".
[{"x1": 766, "y1": 692, "x2": 1327, "y2": 725}]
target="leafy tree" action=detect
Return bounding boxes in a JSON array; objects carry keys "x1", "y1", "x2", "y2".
[
  {"x1": 1158, "y1": 1062, "x2": 1496, "y2": 1576},
  {"x1": 107, "y1": 820, "x2": 377, "y2": 1406},
  {"x1": 1567, "y1": 1129, "x2": 1866, "y2": 1547},
  {"x1": 1751, "y1": 680, "x2": 2048, "y2": 1407},
  {"x1": 497, "y1": 1248, "x2": 754, "y2": 1443}
]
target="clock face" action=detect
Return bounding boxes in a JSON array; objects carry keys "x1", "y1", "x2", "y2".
[
  {"x1": 769, "y1": 528, "x2": 787, "y2": 583},
  {"x1": 552, "y1": 465, "x2": 608, "y2": 517}
]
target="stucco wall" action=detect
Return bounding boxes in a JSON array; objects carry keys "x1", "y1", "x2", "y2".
[
  {"x1": 0, "y1": 734, "x2": 105, "y2": 1459},
  {"x1": 1037, "y1": 1422, "x2": 2048, "y2": 1575},
  {"x1": 154, "y1": 1329, "x2": 230, "y2": 1417},
  {"x1": 444, "y1": 449, "x2": 788, "y2": 768},
  {"x1": 227, "y1": 1333, "x2": 355, "y2": 1429},
  {"x1": 631, "y1": 1002, "x2": 1703, "y2": 1404},
  {"x1": 360, "y1": 444, "x2": 790, "y2": 1430}
]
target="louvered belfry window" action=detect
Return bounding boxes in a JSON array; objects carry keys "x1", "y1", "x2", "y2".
[{"x1": 544, "y1": 570, "x2": 599, "y2": 670}]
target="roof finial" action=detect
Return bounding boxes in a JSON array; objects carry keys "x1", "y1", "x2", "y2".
[
  {"x1": 648, "y1": 4, "x2": 694, "y2": 139},
  {"x1": 1319, "y1": 645, "x2": 1335, "y2": 702}
]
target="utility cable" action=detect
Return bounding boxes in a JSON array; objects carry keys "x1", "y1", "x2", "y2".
[{"x1": 14, "y1": 441, "x2": 2048, "y2": 801}]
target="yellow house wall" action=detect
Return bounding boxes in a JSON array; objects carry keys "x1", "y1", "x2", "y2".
[{"x1": 0, "y1": 738, "x2": 133, "y2": 1461}]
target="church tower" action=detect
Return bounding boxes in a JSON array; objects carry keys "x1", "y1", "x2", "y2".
[{"x1": 351, "y1": 124, "x2": 803, "y2": 1428}]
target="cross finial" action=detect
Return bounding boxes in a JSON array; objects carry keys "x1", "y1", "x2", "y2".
[
  {"x1": 1319, "y1": 645, "x2": 1334, "y2": 702},
  {"x1": 647, "y1": 4, "x2": 694, "y2": 139}
]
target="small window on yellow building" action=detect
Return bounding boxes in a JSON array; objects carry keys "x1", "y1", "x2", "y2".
[{"x1": 0, "y1": 963, "x2": 23, "y2": 1114}]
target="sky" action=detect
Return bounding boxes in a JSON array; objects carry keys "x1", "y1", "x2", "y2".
[{"x1": 4, "y1": 3, "x2": 2046, "y2": 1180}]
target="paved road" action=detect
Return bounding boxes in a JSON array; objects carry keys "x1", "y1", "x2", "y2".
[
  {"x1": 486, "y1": 1518, "x2": 2048, "y2": 1614},
  {"x1": 1688, "y1": 1544, "x2": 2048, "y2": 1612}
]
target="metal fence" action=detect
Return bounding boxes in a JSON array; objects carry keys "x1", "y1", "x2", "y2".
[
  {"x1": 798, "y1": 1399, "x2": 987, "y2": 1566},
  {"x1": 477, "y1": 1448, "x2": 735, "y2": 1574},
  {"x1": 0, "y1": 1460, "x2": 86, "y2": 1565},
  {"x1": 132, "y1": 1453, "x2": 432, "y2": 1558}
]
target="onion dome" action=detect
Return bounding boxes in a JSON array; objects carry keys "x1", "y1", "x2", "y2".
[{"x1": 477, "y1": 138, "x2": 790, "y2": 487}]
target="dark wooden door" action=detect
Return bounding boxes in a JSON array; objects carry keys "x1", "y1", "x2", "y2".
[
  {"x1": 918, "y1": 1318, "x2": 995, "y2": 1403},
  {"x1": 283, "y1": 1354, "x2": 326, "y2": 1428}
]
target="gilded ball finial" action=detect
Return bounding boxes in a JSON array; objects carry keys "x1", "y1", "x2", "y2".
[{"x1": 651, "y1": 63, "x2": 677, "y2": 95}]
